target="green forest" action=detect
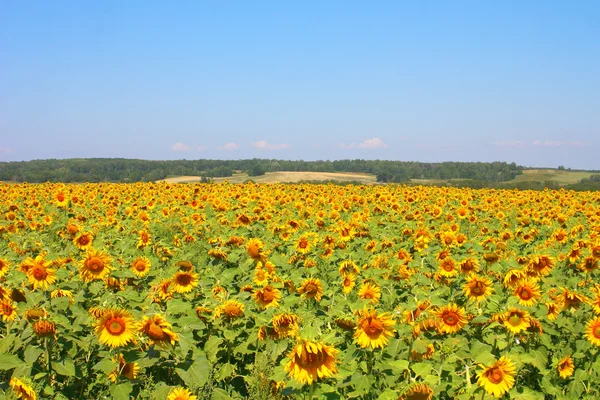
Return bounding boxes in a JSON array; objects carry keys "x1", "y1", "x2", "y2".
[{"x1": 0, "y1": 158, "x2": 523, "y2": 184}]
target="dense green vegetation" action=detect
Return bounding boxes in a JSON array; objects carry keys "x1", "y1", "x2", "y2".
[{"x1": 0, "y1": 158, "x2": 522, "y2": 183}]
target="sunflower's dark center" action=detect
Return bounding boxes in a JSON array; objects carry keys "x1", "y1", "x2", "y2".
[
  {"x1": 32, "y1": 267, "x2": 48, "y2": 280},
  {"x1": 593, "y1": 325, "x2": 600, "y2": 338},
  {"x1": 146, "y1": 322, "x2": 167, "y2": 340},
  {"x1": 78, "y1": 236, "x2": 90, "y2": 246},
  {"x1": 298, "y1": 239, "x2": 308, "y2": 249},
  {"x1": 518, "y1": 287, "x2": 532, "y2": 300},
  {"x1": 87, "y1": 258, "x2": 105, "y2": 272},
  {"x1": 488, "y1": 367, "x2": 504, "y2": 384},
  {"x1": 471, "y1": 281, "x2": 485, "y2": 296},
  {"x1": 176, "y1": 274, "x2": 192, "y2": 286},
  {"x1": 508, "y1": 314, "x2": 523, "y2": 327},
  {"x1": 362, "y1": 317, "x2": 383, "y2": 336},
  {"x1": 297, "y1": 349, "x2": 327, "y2": 368},
  {"x1": 443, "y1": 312, "x2": 459, "y2": 326},
  {"x1": 106, "y1": 317, "x2": 126, "y2": 335}
]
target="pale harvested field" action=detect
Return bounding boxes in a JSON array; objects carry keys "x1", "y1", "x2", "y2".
[
  {"x1": 510, "y1": 169, "x2": 593, "y2": 184},
  {"x1": 160, "y1": 171, "x2": 378, "y2": 184}
]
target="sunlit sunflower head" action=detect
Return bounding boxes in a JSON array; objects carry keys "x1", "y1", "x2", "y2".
[
  {"x1": 298, "y1": 278, "x2": 324, "y2": 302},
  {"x1": 561, "y1": 289, "x2": 588, "y2": 311},
  {"x1": 171, "y1": 271, "x2": 199, "y2": 294},
  {"x1": 514, "y1": 278, "x2": 541, "y2": 306},
  {"x1": 25, "y1": 307, "x2": 47, "y2": 321},
  {"x1": 353, "y1": 308, "x2": 396, "y2": 349},
  {"x1": 0, "y1": 258, "x2": 10, "y2": 278},
  {"x1": 585, "y1": 317, "x2": 600, "y2": 346},
  {"x1": 253, "y1": 285, "x2": 281, "y2": 309},
  {"x1": 108, "y1": 353, "x2": 140, "y2": 383},
  {"x1": 247, "y1": 238, "x2": 267, "y2": 261},
  {"x1": 253, "y1": 267, "x2": 270, "y2": 286},
  {"x1": 1, "y1": 299, "x2": 18, "y2": 322},
  {"x1": 357, "y1": 281, "x2": 381, "y2": 304},
  {"x1": 399, "y1": 383, "x2": 434, "y2": 400},
  {"x1": 284, "y1": 340, "x2": 339, "y2": 385},
  {"x1": 477, "y1": 356, "x2": 516, "y2": 398},
  {"x1": 528, "y1": 255, "x2": 554, "y2": 277},
  {"x1": 95, "y1": 309, "x2": 138, "y2": 348},
  {"x1": 338, "y1": 260, "x2": 360, "y2": 277},
  {"x1": 130, "y1": 257, "x2": 151, "y2": 278},
  {"x1": 438, "y1": 258, "x2": 458, "y2": 278},
  {"x1": 502, "y1": 308, "x2": 531, "y2": 334},
  {"x1": 80, "y1": 249, "x2": 113, "y2": 283},
  {"x1": 151, "y1": 279, "x2": 173, "y2": 302},
  {"x1": 175, "y1": 260, "x2": 194, "y2": 272},
  {"x1": 215, "y1": 300, "x2": 245, "y2": 321},
  {"x1": 557, "y1": 355, "x2": 574, "y2": 379},
  {"x1": 459, "y1": 258, "x2": 479, "y2": 274},
  {"x1": 434, "y1": 304, "x2": 468, "y2": 334},
  {"x1": 463, "y1": 274, "x2": 493, "y2": 302},
  {"x1": 10, "y1": 377, "x2": 37, "y2": 400},
  {"x1": 341, "y1": 274, "x2": 356, "y2": 294},
  {"x1": 211, "y1": 285, "x2": 227, "y2": 300},
  {"x1": 26, "y1": 261, "x2": 57, "y2": 291},
  {"x1": 137, "y1": 230, "x2": 152, "y2": 248},
  {"x1": 166, "y1": 387, "x2": 197, "y2": 400},
  {"x1": 140, "y1": 315, "x2": 178, "y2": 347},
  {"x1": 73, "y1": 231, "x2": 94, "y2": 250},
  {"x1": 272, "y1": 313, "x2": 300, "y2": 338},
  {"x1": 503, "y1": 269, "x2": 526, "y2": 288},
  {"x1": 50, "y1": 289, "x2": 74, "y2": 302}
]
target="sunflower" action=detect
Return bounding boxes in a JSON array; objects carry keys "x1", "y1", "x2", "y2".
[
  {"x1": 459, "y1": 257, "x2": 479, "y2": 274},
  {"x1": 545, "y1": 302, "x2": 561, "y2": 321},
  {"x1": 50, "y1": 289, "x2": 74, "y2": 303},
  {"x1": 438, "y1": 258, "x2": 458, "y2": 278},
  {"x1": 298, "y1": 278, "x2": 324, "y2": 301},
  {"x1": 137, "y1": 230, "x2": 152, "y2": 248},
  {"x1": 0, "y1": 258, "x2": 9, "y2": 277},
  {"x1": 152, "y1": 279, "x2": 173, "y2": 301},
  {"x1": 96, "y1": 309, "x2": 138, "y2": 347},
  {"x1": 463, "y1": 275, "x2": 493, "y2": 302},
  {"x1": 215, "y1": 300, "x2": 245, "y2": 321},
  {"x1": 528, "y1": 255, "x2": 554, "y2": 276},
  {"x1": 254, "y1": 285, "x2": 281, "y2": 309},
  {"x1": 295, "y1": 234, "x2": 317, "y2": 254},
  {"x1": 585, "y1": 317, "x2": 600, "y2": 346},
  {"x1": 502, "y1": 308, "x2": 531, "y2": 334},
  {"x1": 171, "y1": 271, "x2": 199, "y2": 293},
  {"x1": 514, "y1": 278, "x2": 541, "y2": 306},
  {"x1": 341, "y1": 274, "x2": 356, "y2": 294},
  {"x1": 272, "y1": 313, "x2": 299, "y2": 338},
  {"x1": 1, "y1": 299, "x2": 18, "y2": 322},
  {"x1": 399, "y1": 383, "x2": 434, "y2": 400},
  {"x1": 357, "y1": 282, "x2": 381, "y2": 304},
  {"x1": 353, "y1": 308, "x2": 396, "y2": 349},
  {"x1": 434, "y1": 304, "x2": 468, "y2": 334},
  {"x1": 247, "y1": 238, "x2": 267, "y2": 261},
  {"x1": 410, "y1": 344, "x2": 436, "y2": 362},
  {"x1": 557, "y1": 355, "x2": 574, "y2": 379},
  {"x1": 33, "y1": 320, "x2": 56, "y2": 337},
  {"x1": 253, "y1": 267, "x2": 270, "y2": 286},
  {"x1": 338, "y1": 260, "x2": 360, "y2": 277},
  {"x1": 285, "y1": 340, "x2": 339, "y2": 385},
  {"x1": 503, "y1": 269, "x2": 527, "y2": 288},
  {"x1": 80, "y1": 249, "x2": 113, "y2": 283},
  {"x1": 10, "y1": 377, "x2": 37, "y2": 400},
  {"x1": 561, "y1": 289, "x2": 588, "y2": 311},
  {"x1": 167, "y1": 387, "x2": 197, "y2": 400},
  {"x1": 140, "y1": 315, "x2": 178, "y2": 347},
  {"x1": 25, "y1": 308, "x2": 47, "y2": 321},
  {"x1": 73, "y1": 231, "x2": 94, "y2": 250},
  {"x1": 108, "y1": 353, "x2": 140, "y2": 383},
  {"x1": 130, "y1": 257, "x2": 151, "y2": 278},
  {"x1": 20, "y1": 255, "x2": 49, "y2": 274},
  {"x1": 477, "y1": 356, "x2": 516, "y2": 398},
  {"x1": 26, "y1": 261, "x2": 57, "y2": 291}
]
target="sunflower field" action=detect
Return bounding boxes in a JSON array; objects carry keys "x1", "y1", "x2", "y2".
[{"x1": 1, "y1": 181, "x2": 600, "y2": 400}]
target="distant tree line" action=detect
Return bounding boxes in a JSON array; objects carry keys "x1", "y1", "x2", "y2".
[{"x1": 0, "y1": 158, "x2": 523, "y2": 183}]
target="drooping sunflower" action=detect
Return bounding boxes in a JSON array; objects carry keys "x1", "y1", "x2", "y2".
[
  {"x1": 33, "y1": 320, "x2": 56, "y2": 337},
  {"x1": 561, "y1": 289, "x2": 588, "y2": 311},
  {"x1": 585, "y1": 317, "x2": 600, "y2": 346},
  {"x1": 459, "y1": 257, "x2": 479, "y2": 274},
  {"x1": 433, "y1": 304, "x2": 468, "y2": 334},
  {"x1": 357, "y1": 281, "x2": 381, "y2": 304},
  {"x1": 25, "y1": 308, "x2": 47, "y2": 321},
  {"x1": 1, "y1": 299, "x2": 18, "y2": 322},
  {"x1": 557, "y1": 355, "x2": 574, "y2": 379},
  {"x1": 502, "y1": 308, "x2": 531, "y2": 334},
  {"x1": 152, "y1": 278, "x2": 173, "y2": 302},
  {"x1": 0, "y1": 258, "x2": 10, "y2": 278},
  {"x1": 73, "y1": 231, "x2": 94, "y2": 250},
  {"x1": 399, "y1": 383, "x2": 434, "y2": 400},
  {"x1": 254, "y1": 285, "x2": 281, "y2": 309},
  {"x1": 166, "y1": 387, "x2": 197, "y2": 400},
  {"x1": 215, "y1": 300, "x2": 245, "y2": 321},
  {"x1": 285, "y1": 340, "x2": 339, "y2": 385},
  {"x1": 353, "y1": 308, "x2": 396, "y2": 349},
  {"x1": 545, "y1": 301, "x2": 561, "y2": 321},
  {"x1": 10, "y1": 377, "x2": 37, "y2": 400},
  {"x1": 108, "y1": 353, "x2": 140, "y2": 383},
  {"x1": 477, "y1": 356, "x2": 516, "y2": 398},
  {"x1": 26, "y1": 261, "x2": 57, "y2": 291},
  {"x1": 514, "y1": 278, "x2": 541, "y2": 306},
  {"x1": 171, "y1": 271, "x2": 199, "y2": 293},
  {"x1": 339, "y1": 260, "x2": 360, "y2": 277},
  {"x1": 130, "y1": 257, "x2": 151, "y2": 278},
  {"x1": 503, "y1": 269, "x2": 526, "y2": 288},
  {"x1": 272, "y1": 313, "x2": 300, "y2": 338},
  {"x1": 80, "y1": 249, "x2": 113, "y2": 283},
  {"x1": 50, "y1": 289, "x2": 74, "y2": 302},
  {"x1": 140, "y1": 315, "x2": 178, "y2": 347},
  {"x1": 95, "y1": 309, "x2": 138, "y2": 348},
  {"x1": 247, "y1": 238, "x2": 267, "y2": 261},
  {"x1": 528, "y1": 255, "x2": 554, "y2": 276},
  {"x1": 463, "y1": 275, "x2": 493, "y2": 302},
  {"x1": 298, "y1": 278, "x2": 324, "y2": 301}
]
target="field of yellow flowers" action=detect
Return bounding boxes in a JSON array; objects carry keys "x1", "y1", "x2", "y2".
[{"x1": 1, "y1": 181, "x2": 600, "y2": 400}]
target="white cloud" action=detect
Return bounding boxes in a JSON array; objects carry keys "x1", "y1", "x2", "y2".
[
  {"x1": 0, "y1": 147, "x2": 15, "y2": 154},
  {"x1": 252, "y1": 140, "x2": 290, "y2": 151},
  {"x1": 493, "y1": 141, "x2": 527, "y2": 149},
  {"x1": 217, "y1": 142, "x2": 240, "y2": 151},
  {"x1": 171, "y1": 142, "x2": 192, "y2": 152},
  {"x1": 338, "y1": 137, "x2": 388, "y2": 149}
]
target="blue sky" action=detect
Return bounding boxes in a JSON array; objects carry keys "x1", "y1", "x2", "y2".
[{"x1": 1, "y1": 1, "x2": 599, "y2": 169}]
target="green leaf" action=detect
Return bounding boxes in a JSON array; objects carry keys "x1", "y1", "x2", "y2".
[
  {"x1": 217, "y1": 363, "x2": 235, "y2": 381},
  {"x1": 93, "y1": 359, "x2": 117, "y2": 374},
  {"x1": 388, "y1": 359, "x2": 410, "y2": 372},
  {"x1": 0, "y1": 353, "x2": 24, "y2": 370},
  {"x1": 212, "y1": 388, "x2": 231, "y2": 400},
  {"x1": 109, "y1": 383, "x2": 133, "y2": 400},
  {"x1": 176, "y1": 356, "x2": 210, "y2": 388},
  {"x1": 471, "y1": 340, "x2": 495, "y2": 365},
  {"x1": 53, "y1": 359, "x2": 76, "y2": 377},
  {"x1": 24, "y1": 347, "x2": 44, "y2": 364},
  {"x1": 411, "y1": 362, "x2": 432, "y2": 378},
  {"x1": 347, "y1": 374, "x2": 370, "y2": 398},
  {"x1": 204, "y1": 336, "x2": 223, "y2": 362}
]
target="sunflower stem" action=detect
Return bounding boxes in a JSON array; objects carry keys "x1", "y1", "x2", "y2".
[
  {"x1": 308, "y1": 381, "x2": 315, "y2": 399},
  {"x1": 45, "y1": 337, "x2": 53, "y2": 386}
]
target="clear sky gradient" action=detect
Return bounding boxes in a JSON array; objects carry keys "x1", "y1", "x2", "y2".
[{"x1": 1, "y1": 1, "x2": 599, "y2": 169}]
